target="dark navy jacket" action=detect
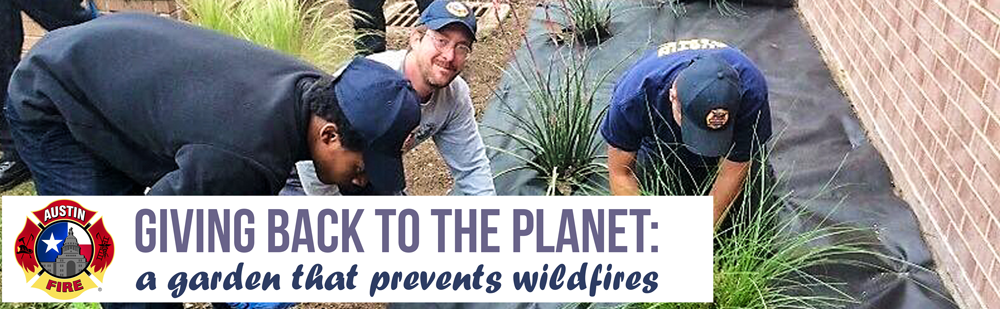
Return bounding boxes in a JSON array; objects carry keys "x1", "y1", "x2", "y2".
[
  {"x1": 601, "y1": 41, "x2": 772, "y2": 163},
  {"x1": 7, "y1": 13, "x2": 321, "y2": 194}
]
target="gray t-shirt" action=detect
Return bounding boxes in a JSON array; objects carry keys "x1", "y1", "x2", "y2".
[{"x1": 292, "y1": 50, "x2": 495, "y2": 195}]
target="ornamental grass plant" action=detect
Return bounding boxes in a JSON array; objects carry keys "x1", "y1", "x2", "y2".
[
  {"x1": 488, "y1": 50, "x2": 622, "y2": 196},
  {"x1": 180, "y1": 0, "x2": 356, "y2": 72},
  {"x1": 624, "y1": 124, "x2": 881, "y2": 308},
  {"x1": 556, "y1": 0, "x2": 613, "y2": 45}
]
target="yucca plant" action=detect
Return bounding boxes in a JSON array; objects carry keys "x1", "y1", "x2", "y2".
[
  {"x1": 488, "y1": 51, "x2": 615, "y2": 196},
  {"x1": 180, "y1": 0, "x2": 356, "y2": 72}
]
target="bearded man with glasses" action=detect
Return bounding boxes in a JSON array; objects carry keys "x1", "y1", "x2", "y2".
[{"x1": 285, "y1": 0, "x2": 495, "y2": 196}]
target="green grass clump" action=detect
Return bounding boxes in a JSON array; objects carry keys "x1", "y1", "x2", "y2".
[
  {"x1": 180, "y1": 0, "x2": 356, "y2": 72},
  {"x1": 557, "y1": 0, "x2": 613, "y2": 44},
  {"x1": 624, "y1": 126, "x2": 877, "y2": 307},
  {"x1": 489, "y1": 50, "x2": 631, "y2": 195}
]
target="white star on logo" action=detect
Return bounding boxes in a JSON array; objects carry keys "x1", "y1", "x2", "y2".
[{"x1": 42, "y1": 233, "x2": 63, "y2": 254}]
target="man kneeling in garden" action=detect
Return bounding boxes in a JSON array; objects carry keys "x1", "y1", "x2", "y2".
[
  {"x1": 6, "y1": 13, "x2": 420, "y2": 196},
  {"x1": 286, "y1": 0, "x2": 495, "y2": 196},
  {"x1": 601, "y1": 39, "x2": 772, "y2": 228}
]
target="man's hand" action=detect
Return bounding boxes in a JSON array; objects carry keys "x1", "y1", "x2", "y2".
[
  {"x1": 710, "y1": 158, "x2": 750, "y2": 229},
  {"x1": 608, "y1": 145, "x2": 640, "y2": 195}
]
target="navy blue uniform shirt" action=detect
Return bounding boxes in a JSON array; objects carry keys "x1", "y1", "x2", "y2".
[{"x1": 600, "y1": 41, "x2": 772, "y2": 163}]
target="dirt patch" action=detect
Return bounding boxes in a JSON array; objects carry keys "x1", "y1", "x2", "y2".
[{"x1": 389, "y1": 0, "x2": 536, "y2": 196}]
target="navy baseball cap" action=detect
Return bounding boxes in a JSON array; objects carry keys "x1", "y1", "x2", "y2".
[
  {"x1": 675, "y1": 54, "x2": 741, "y2": 157},
  {"x1": 419, "y1": 0, "x2": 478, "y2": 42},
  {"x1": 329, "y1": 57, "x2": 421, "y2": 194}
]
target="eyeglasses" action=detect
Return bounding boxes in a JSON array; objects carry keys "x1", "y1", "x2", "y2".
[{"x1": 425, "y1": 30, "x2": 473, "y2": 60}]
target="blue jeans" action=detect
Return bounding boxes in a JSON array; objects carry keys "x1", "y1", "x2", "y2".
[
  {"x1": 1, "y1": 0, "x2": 96, "y2": 160},
  {"x1": 4, "y1": 103, "x2": 145, "y2": 195}
]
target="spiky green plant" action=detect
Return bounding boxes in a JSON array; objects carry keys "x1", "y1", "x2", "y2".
[
  {"x1": 709, "y1": 0, "x2": 742, "y2": 17},
  {"x1": 180, "y1": 0, "x2": 356, "y2": 72},
  {"x1": 488, "y1": 50, "x2": 630, "y2": 195},
  {"x1": 622, "y1": 126, "x2": 879, "y2": 307},
  {"x1": 550, "y1": 0, "x2": 613, "y2": 45},
  {"x1": 646, "y1": 0, "x2": 741, "y2": 17}
]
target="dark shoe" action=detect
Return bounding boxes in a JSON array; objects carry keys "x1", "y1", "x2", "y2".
[{"x1": 0, "y1": 159, "x2": 31, "y2": 191}]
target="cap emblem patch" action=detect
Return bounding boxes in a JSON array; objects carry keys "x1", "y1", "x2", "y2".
[
  {"x1": 706, "y1": 108, "x2": 730, "y2": 130},
  {"x1": 446, "y1": 2, "x2": 469, "y2": 17}
]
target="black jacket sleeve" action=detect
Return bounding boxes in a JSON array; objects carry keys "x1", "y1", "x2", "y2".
[{"x1": 147, "y1": 144, "x2": 280, "y2": 195}]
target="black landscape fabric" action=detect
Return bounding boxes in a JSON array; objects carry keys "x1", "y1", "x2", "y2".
[{"x1": 448, "y1": 0, "x2": 958, "y2": 308}]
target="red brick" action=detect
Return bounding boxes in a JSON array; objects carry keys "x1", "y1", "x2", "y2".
[
  {"x1": 942, "y1": 0, "x2": 969, "y2": 18},
  {"x1": 970, "y1": 167, "x2": 1000, "y2": 222},
  {"x1": 887, "y1": 74, "x2": 904, "y2": 100},
  {"x1": 965, "y1": 105, "x2": 987, "y2": 138},
  {"x1": 923, "y1": 108, "x2": 948, "y2": 147},
  {"x1": 948, "y1": 216, "x2": 969, "y2": 250},
  {"x1": 958, "y1": 56, "x2": 990, "y2": 99},
  {"x1": 986, "y1": 0, "x2": 1000, "y2": 18},
  {"x1": 967, "y1": 45, "x2": 999, "y2": 96},
  {"x1": 904, "y1": 0, "x2": 923, "y2": 24},
  {"x1": 971, "y1": 260, "x2": 994, "y2": 306},
  {"x1": 911, "y1": 47, "x2": 931, "y2": 86},
  {"x1": 912, "y1": 125, "x2": 931, "y2": 157},
  {"x1": 939, "y1": 144, "x2": 965, "y2": 189},
  {"x1": 985, "y1": 289, "x2": 1000, "y2": 309},
  {"x1": 977, "y1": 177, "x2": 1000, "y2": 208},
  {"x1": 900, "y1": 124, "x2": 921, "y2": 160},
  {"x1": 900, "y1": 36, "x2": 920, "y2": 70},
  {"x1": 861, "y1": 0, "x2": 875, "y2": 18},
  {"x1": 944, "y1": 98, "x2": 975, "y2": 147},
  {"x1": 929, "y1": 190, "x2": 954, "y2": 227},
  {"x1": 944, "y1": 77, "x2": 965, "y2": 110},
  {"x1": 921, "y1": 178, "x2": 944, "y2": 220},
  {"x1": 962, "y1": 196, "x2": 992, "y2": 243},
  {"x1": 918, "y1": 75, "x2": 941, "y2": 108},
  {"x1": 966, "y1": 5, "x2": 1000, "y2": 50},
  {"x1": 923, "y1": 19, "x2": 947, "y2": 51},
  {"x1": 955, "y1": 142, "x2": 979, "y2": 177},
  {"x1": 934, "y1": 35, "x2": 962, "y2": 68},
  {"x1": 987, "y1": 85, "x2": 1000, "y2": 119},
  {"x1": 928, "y1": 56, "x2": 949, "y2": 87},
  {"x1": 977, "y1": 146, "x2": 1000, "y2": 192},
  {"x1": 986, "y1": 228, "x2": 1000, "y2": 286},
  {"x1": 958, "y1": 241, "x2": 981, "y2": 280},
  {"x1": 984, "y1": 221, "x2": 1000, "y2": 264}
]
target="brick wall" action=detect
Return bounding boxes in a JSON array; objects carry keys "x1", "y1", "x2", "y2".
[
  {"x1": 798, "y1": 0, "x2": 1000, "y2": 308},
  {"x1": 21, "y1": 0, "x2": 178, "y2": 54}
]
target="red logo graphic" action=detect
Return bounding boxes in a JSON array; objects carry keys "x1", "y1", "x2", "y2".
[{"x1": 14, "y1": 200, "x2": 115, "y2": 300}]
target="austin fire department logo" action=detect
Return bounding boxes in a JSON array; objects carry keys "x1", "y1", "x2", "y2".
[
  {"x1": 446, "y1": 2, "x2": 470, "y2": 17},
  {"x1": 706, "y1": 108, "x2": 730, "y2": 130},
  {"x1": 14, "y1": 200, "x2": 115, "y2": 300}
]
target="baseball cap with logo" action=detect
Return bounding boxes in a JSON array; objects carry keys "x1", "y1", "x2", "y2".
[
  {"x1": 419, "y1": 0, "x2": 478, "y2": 42},
  {"x1": 325, "y1": 57, "x2": 421, "y2": 194},
  {"x1": 675, "y1": 54, "x2": 742, "y2": 157}
]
